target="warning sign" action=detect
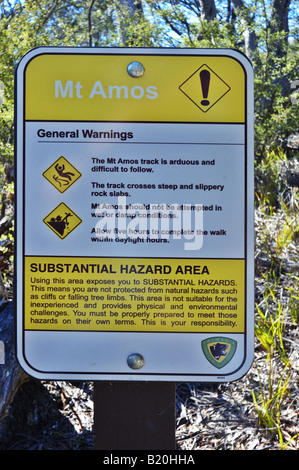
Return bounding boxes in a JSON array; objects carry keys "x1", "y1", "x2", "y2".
[
  {"x1": 43, "y1": 203, "x2": 82, "y2": 239},
  {"x1": 179, "y1": 64, "x2": 231, "y2": 113},
  {"x1": 16, "y1": 47, "x2": 254, "y2": 382},
  {"x1": 43, "y1": 156, "x2": 82, "y2": 193}
]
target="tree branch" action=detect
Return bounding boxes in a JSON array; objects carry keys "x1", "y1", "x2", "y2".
[
  {"x1": 88, "y1": 0, "x2": 96, "y2": 47},
  {"x1": 230, "y1": 0, "x2": 256, "y2": 59}
]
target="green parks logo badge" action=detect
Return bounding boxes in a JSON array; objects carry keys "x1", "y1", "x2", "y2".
[{"x1": 202, "y1": 337, "x2": 237, "y2": 368}]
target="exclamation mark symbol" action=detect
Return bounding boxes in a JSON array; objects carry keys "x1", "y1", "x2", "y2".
[{"x1": 200, "y1": 69, "x2": 210, "y2": 106}]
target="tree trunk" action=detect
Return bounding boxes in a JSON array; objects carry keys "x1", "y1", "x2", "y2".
[
  {"x1": 0, "y1": 301, "x2": 30, "y2": 422},
  {"x1": 196, "y1": 0, "x2": 217, "y2": 40},
  {"x1": 119, "y1": 0, "x2": 143, "y2": 16},
  {"x1": 270, "y1": 0, "x2": 291, "y2": 58},
  {"x1": 199, "y1": 0, "x2": 217, "y2": 20},
  {"x1": 231, "y1": 0, "x2": 256, "y2": 59},
  {"x1": 115, "y1": 0, "x2": 144, "y2": 45}
]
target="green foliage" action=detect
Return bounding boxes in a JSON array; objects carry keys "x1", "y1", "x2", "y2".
[
  {"x1": 254, "y1": 146, "x2": 298, "y2": 448},
  {"x1": 146, "y1": 0, "x2": 299, "y2": 156},
  {"x1": 0, "y1": 1, "x2": 165, "y2": 167},
  {"x1": 253, "y1": 40, "x2": 299, "y2": 156},
  {"x1": 285, "y1": 275, "x2": 299, "y2": 324},
  {"x1": 252, "y1": 360, "x2": 297, "y2": 450},
  {"x1": 255, "y1": 148, "x2": 287, "y2": 206},
  {"x1": 0, "y1": 1, "x2": 297, "y2": 161},
  {"x1": 255, "y1": 281, "x2": 289, "y2": 365},
  {"x1": 255, "y1": 148, "x2": 298, "y2": 273}
]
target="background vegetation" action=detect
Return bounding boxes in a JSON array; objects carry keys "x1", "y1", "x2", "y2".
[{"x1": 0, "y1": 0, "x2": 298, "y2": 450}]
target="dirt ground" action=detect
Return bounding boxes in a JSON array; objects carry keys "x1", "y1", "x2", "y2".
[{"x1": 0, "y1": 338, "x2": 298, "y2": 451}]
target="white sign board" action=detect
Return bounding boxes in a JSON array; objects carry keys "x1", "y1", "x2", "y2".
[{"x1": 16, "y1": 47, "x2": 254, "y2": 381}]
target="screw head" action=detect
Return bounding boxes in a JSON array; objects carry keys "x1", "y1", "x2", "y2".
[
  {"x1": 127, "y1": 61, "x2": 145, "y2": 78},
  {"x1": 127, "y1": 353, "x2": 144, "y2": 369}
]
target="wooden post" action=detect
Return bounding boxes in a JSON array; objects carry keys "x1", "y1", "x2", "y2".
[{"x1": 94, "y1": 381, "x2": 176, "y2": 450}]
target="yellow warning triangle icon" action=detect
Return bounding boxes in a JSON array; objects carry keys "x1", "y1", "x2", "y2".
[
  {"x1": 43, "y1": 203, "x2": 82, "y2": 239},
  {"x1": 43, "y1": 156, "x2": 82, "y2": 193},
  {"x1": 179, "y1": 64, "x2": 231, "y2": 113}
]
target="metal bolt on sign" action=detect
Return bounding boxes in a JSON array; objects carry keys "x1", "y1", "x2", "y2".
[
  {"x1": 127, "y1": 353, "x2": 145, "y2": 369},
  {"x1": 127, "y1": 61, "x2": 145, "y2": 77}
]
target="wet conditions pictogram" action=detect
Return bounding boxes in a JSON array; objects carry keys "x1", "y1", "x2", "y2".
[
  {"x1": 43, "y1": 203, "x2": 82, "y2": 239},
  {"x1": 43, "y1": 156, "x2": 82, "y2": 193},
  {"x1": 179, "y1": 64, "x2": 231, "y2": 113}
]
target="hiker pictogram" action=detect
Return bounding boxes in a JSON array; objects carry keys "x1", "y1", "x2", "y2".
[
  {"x1": 43, "y1": 156, "x2": 82, "y2": 193},
  {"x1": 43, "y1": 203, "x2": 82, "y2": 239},
  {"x1": 179, "y1": 64, "x2": 231, "y2": 113}
]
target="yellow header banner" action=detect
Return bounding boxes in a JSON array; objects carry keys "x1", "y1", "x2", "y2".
[{"x1": 24, "y1": 53, "x2": 246, "y2": 123}]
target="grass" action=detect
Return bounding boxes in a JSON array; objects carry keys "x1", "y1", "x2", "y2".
[
  {"x1": 252, "y1": 359, "x2": 296, "y2": 450},
  {"x1": 254, "y1": 148, "x2": 298, "y2": 449}
]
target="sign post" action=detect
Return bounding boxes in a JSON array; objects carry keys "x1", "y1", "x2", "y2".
[{"x1": 16, "y1": 47, "x2": 254, "y2": 448}]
